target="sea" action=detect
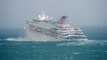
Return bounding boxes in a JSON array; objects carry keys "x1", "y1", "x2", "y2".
[{"x1": 0, "y1": 26, "x2": 107, "y2": 60}]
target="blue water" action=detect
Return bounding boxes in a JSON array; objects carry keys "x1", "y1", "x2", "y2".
[{"x1": 0, "y1": 27, "x2": 107, "y2": 60}]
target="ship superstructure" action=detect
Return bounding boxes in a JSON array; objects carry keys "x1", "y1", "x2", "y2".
[{"x1": 25, "y1": 12, "x2": 87, "y2": 41}]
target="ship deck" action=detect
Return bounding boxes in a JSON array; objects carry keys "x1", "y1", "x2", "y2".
[{"x1": 32, "y1": 22, "x2": 56, "y2": 29}]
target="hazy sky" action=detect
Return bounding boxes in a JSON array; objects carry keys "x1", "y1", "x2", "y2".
[{"x1": 0, "y1": 0, "x2": 107, "y2": 28}]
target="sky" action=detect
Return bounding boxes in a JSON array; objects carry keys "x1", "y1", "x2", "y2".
[{"x1": 0, "y1": 0, "x2": 107, "y2": 28}]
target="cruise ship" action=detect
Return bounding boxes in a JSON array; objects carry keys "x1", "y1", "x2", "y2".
[{"x1": 25, "y1": 12, "x2": 87, "y2": 41}]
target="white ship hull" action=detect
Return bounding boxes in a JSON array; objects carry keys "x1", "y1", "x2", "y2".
[
  {"x1": 26, "y1": 30, "x2": 87, "y2": 41},
  {"x1": 26, "y1": 30, "x2": 60, "y2": 41}
]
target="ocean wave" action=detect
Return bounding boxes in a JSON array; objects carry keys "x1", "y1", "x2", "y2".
[
  {"x1": 56, "y1": 41, "x2": 87, "y2": 46},
  {"x1": 56, "y1": 39, "x2": 107, "y2": 46},
  {"x1": 3, "y1": 37, "x2": 54, "y2": 41},
  {"x1": 3, "y1": 38, "x2": 56, "y2": 42},
  {"x1": 2, "y1": 38, "x2": 107, "y2": 46},
  {"x1": 4, "y1": 38, "x2": 28, "y2": 41}
]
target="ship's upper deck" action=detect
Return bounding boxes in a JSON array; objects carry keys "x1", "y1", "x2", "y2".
[{"x1": 29, "y1": 21, "x2": 56, "y2": 29}]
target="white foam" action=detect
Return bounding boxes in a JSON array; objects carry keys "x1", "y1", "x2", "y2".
[
  {"x1": 56, "y1": 42, "x2": 86, "y2": 46},
  {"x1": 56, "y1": 40, "x2": 107, "y2": 46},
  {"x1": 32, "y1": 46, "x2": 36, "y2": 48},
  {"x1": 4, "y1": 37, "x2": 53, "y2": 41},
  {"x1": 4, "y1": 38, "x2": 107, "y2": 45},
  {"x1": 72, "y1": 52, "x2": 80, "y2": 54},
  {"x1": 5, "y1": 37, "x2": 28, "y2": 41}
]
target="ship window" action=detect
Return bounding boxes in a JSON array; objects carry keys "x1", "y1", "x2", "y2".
[
  {"x1": 63, "y1": 34, "x2": 69, "y2": 36},
  {"x1": 53, "y1": 28, "x2": 58, "y2": 30},
  {"x1": 36, "y1": 28, "x2": 41, "y2": 32}
]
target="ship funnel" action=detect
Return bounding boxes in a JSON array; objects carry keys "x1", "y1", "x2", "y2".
[
  {"x1": 57, "y1": 16, "x2": 67, "y2": 24},
  {"x1": 61, "y1": 16, "x2": 67, "y2": 20}
]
